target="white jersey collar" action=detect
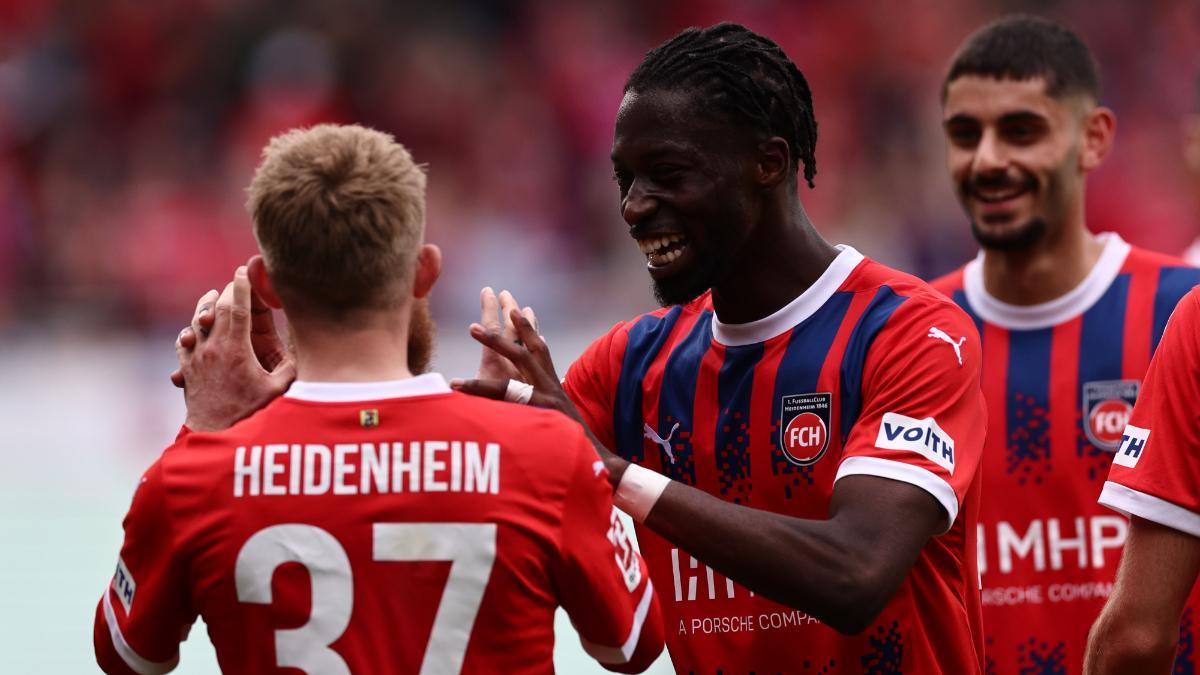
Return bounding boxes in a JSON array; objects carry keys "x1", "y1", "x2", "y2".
[
  {"x1": 963, "y1": 232, "x2": 1130, "y2": 331},
  {"x1": 284, "y1": 373, "x2": 452, "y2": 402},
  {"x1": 712, "y1": 245, "x2": 865, "y2": 347}
]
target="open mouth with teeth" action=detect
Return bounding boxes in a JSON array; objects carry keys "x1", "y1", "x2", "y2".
[
  {"x1": 972, "y1": 185, "x2": 1030, "y2": 204},
  {"x1": 637, "y1": 233, "x2": 690, "y2": 269}
]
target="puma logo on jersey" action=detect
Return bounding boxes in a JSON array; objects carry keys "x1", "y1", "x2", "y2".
[
  {"x1": 644, "y1": 422, "x2": 680, "y2": 464},
  {"x1": 927, "y1": 326, "x2": 966, "y2": 366}
]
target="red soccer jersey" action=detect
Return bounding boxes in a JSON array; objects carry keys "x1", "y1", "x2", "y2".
[
  {"x1": 931, "y1": 233, "x2": 1200, "y2": 673},
  {"x1": 94, "y1": 374, "x2": 664, "y2": 675},
  {"x1": 564, "y1": 246, "x2": 986, "y2": 674},
  {"x1": 1101, "y1": 285, "x2": 1200, "y2": 557}
]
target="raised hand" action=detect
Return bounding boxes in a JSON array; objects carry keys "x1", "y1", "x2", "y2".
[
  {"x1": 175, "y1": 266, "x2": 296, "y2": 432},
  {"x1": 474, "y1": 287, "x2": 538, "y2": 381}
]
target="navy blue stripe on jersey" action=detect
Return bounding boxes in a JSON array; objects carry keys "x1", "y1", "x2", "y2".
[
  {"x1": 714, "y1": 343, "x2": 764, "y2": 503},
  {"x1": 839, "y1": 286, "x2": 907, "y2": 441},
  {"x1": 1006, "y1": 328, "x2": 1053, "y2": 485},
  {"x1": 1153, "y1": 267, "x2": 1200, "y2": 350},
  {"x1": 951, "y1": 288, "x2": 984, "y2": 337},
  {"x1": 613, "y1": 306, "x2": 683, "y2": 464},
  {"x1": 770, "y1": 291, "x2": 854, "y2": 485},
  {"x1": 1076, "y1": 273, "x2": 1130, "y2": 479},
  {"x1": 655, "y1": 312, "x2": 713, "y2": 486}
]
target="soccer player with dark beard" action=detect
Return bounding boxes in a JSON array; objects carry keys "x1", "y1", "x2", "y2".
[
  {"x1": 928, "y1": 16, "x2": 1200, "y2": 673},
  {"x1": 459, "y1": 23, "x2": 987, "y2": 673}
]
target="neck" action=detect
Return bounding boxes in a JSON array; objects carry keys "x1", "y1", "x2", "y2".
[
  {"x1": 981, "y1": 215, "x2": 1103, "y2": 306},
  {"x1": 288, "y1": 311, "x2": 413, "y2": 383},
  {"x1": 710, "y1": 198, "x2": 839, "y2": 324}
]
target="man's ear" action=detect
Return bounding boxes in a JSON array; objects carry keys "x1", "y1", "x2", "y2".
[
  {"x1": 756, "y1": 136, "x2": 791, "y2": 188},
  {"x1": 247, "y1": 255, "x2": 283, "y2": 309},
  {"x1": 413, "y1": 244, "x2": 442, "y2": 299},
  {"x1": 1080, "y1": 105, "x2": 1116, "y2": 172}
]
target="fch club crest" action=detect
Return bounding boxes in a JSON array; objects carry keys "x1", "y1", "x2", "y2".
[
  {"x1": 1082, "y1": 380, "x2": 1138, "y2": 451},
  {"x1": 779, "y1": 393, "x2": 832, "y2": 466}
]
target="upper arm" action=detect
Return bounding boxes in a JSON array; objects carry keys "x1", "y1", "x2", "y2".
[
  {"x1": 836, "y1": 297, "x2": 985, "y2": 534},
  {"x1": 94, "y1": 460, "x2": 195, "y2": 674},
  {"x1": 554, "y1": 431, "x2": 664, "y2": 673},
  {"x1": 563, "y1": 322, "x2": 629, "y2": 451},
  {"x1": 1101, "y1": 289, "x2": 1200, "y2": 533}
]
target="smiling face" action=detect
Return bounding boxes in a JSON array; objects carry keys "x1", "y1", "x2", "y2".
[
  {"x1": 611, "y1": 88, "x2": 762, "y2": 306},
  {"x1": 943, "y1": 76, "x2": 1090, "y2": 251}
]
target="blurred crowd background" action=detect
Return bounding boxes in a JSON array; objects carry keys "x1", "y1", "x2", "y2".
[
  {"x1": 2, "y1": 1, "x2": 1200, "y2": 672},
  {"x1": 3, "y1": 0, "x2": 1200, "y2": 338}
]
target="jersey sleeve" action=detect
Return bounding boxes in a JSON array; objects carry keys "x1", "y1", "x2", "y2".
[
  {"x1": 1099, "y1": 287, "x2": 1200, "y2": 536},
  {"x1": 563, "y1": 321, "x2": 631, "y2": 452},
  {"x1": 94, "y1": 458, "x2": 196, "y2": 674},
  {"x1": 835, "y1": 296, "x2": 986, "y2": 533},
  {"x1": 553, "y1": 429, "x2": 664, "y2": 673}
]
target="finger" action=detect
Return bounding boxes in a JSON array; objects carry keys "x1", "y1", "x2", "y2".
[
  {"x1": 212, "y1": 267, "x2": 251, "y2": 341},
  {"x1": 521, "y1": 306, "x2": 539, "y2": 334},
  {"x1": 191, "y1": 289, "x2": 219, "y2": 339},
  {"x1": 480, "y1": 287, "x2": 501, "y2": 330},
  {"x1": 227, "y1": 266, "x2": 252, "y2": 339},
  {"x1": 250, "y1": 285, "x2": 275, "y2": 335},
  {"x1": 468, "y1": 322, "x2": 531, "y2": 369},
  {"x1": 178, "y1": 326, "x2": 197, "y2": 350},
  {"x1": 510, "y1": 309, "x2": 550, "y2": 358},
  {"x1": 448, "y1": 378, "x2": 510, "y2": 401},
  {"x1": 498, "y1": 290, "x2": 520, "y2": 338}
]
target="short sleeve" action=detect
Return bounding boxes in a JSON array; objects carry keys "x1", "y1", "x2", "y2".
[
  {"x1": 563, "y1": 321, "x2": 631, "y2": 452},
  {"x1": 1100, "y1": 288, "x2": 1200, "y2": 537},
  {"x1": 553, "y1": 430, "x2": 664, "y2": 673},
  {"x1": 835, "y1": 297, "x2": 986, "y2": 533},
  {"x1": 94, "y1": 459, "x2": 196, "y2": 674}
]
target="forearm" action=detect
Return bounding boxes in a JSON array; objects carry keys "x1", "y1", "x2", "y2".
[
  {"x1": 1085, "y1": 611, "x2": 1177, "y2": 675},
  {"x1": 642, "y1": 478, "x2": 918, "y2": 634}
]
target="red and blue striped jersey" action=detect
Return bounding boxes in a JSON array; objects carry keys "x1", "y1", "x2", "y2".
[
  {"x1": 565, "y1": 246, "x2": 987, "y2": 674},
  {"x1": 931, "y1": 233, "x2": 1200, "y2": 674}
]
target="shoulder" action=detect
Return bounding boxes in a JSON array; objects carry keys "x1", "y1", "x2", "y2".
[
  {"x1": 1123, "y1": 244, "x2": 1196, "y2": 273},
  {"x1": 847, "y1": 258, "x2": 977, "y2": 336},
  {"x1": 926, "y1": 265, "x2": 969, "y2": 297}
]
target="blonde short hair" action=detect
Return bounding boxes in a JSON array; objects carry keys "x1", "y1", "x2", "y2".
[{"x1": 247, "y1": 124, "x2": 427, "y2": 316}]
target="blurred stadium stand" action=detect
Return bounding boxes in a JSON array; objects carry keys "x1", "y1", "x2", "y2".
[{"x1": 1, "y1": 0, "x2": 1198, "y2": 672}]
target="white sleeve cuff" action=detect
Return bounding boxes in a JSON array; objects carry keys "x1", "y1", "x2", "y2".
[
  {"x1": 835, "y1": 456, "x2": 959, "y2": 534},
  {"x1": 613, "y1": 464, "x2": 671, "y2": 523},
  {"x1": 1099, "y1": 481, "x2": 1200, "y2": 538},
  {"x1": 102, "y1": 590, "x2": 179, "y2": 674}
]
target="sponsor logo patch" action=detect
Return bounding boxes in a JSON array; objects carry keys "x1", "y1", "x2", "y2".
[
  {"x1": 1082, "y1": 380, "x2": 1139, "y2": 451},
  {"x1": 875, "y1": 412, "x2": 956, "y2": 473},
  {"x1": 607, "y1": 510, "x2": 641, "y2": 591},
  {"x1": 112, "y1": 557, "x2": 136, "y2": 614},
  {"x1": 779, "y1": 393, "x2": 832, "y2": 466},
  {"x1": 359, "y1": 409, "x2": 380, "y2": 428},
  {"x1": 1113, "y1": 424, "x2": 1150, "y2": 468}
]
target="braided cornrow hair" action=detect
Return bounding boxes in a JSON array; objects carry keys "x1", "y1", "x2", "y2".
[{"x1": 626, "y1": 23, "x2": 818, "y2": 188}]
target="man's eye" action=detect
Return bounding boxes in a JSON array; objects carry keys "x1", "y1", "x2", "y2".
[
  {"x1": 946, "y1": 126, "x2": 980, "y2": 146},
  {"x1": 1005, "y1": 124, "x2": 1039, "y2": 143},
  {"x1": 652, "y1": 165, "x2": 684, "y2": 181}
]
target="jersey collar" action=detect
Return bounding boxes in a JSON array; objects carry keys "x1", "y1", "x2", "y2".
[
  {"x1": 962, "y1": 232, "x2": 1131, "y2": 331},
  {"x1": 284, "y1": 373, "x2": 452, "y2": 402},
  {"x1": 712, "y1": 245, "x2": 866, "y2": 347}
]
